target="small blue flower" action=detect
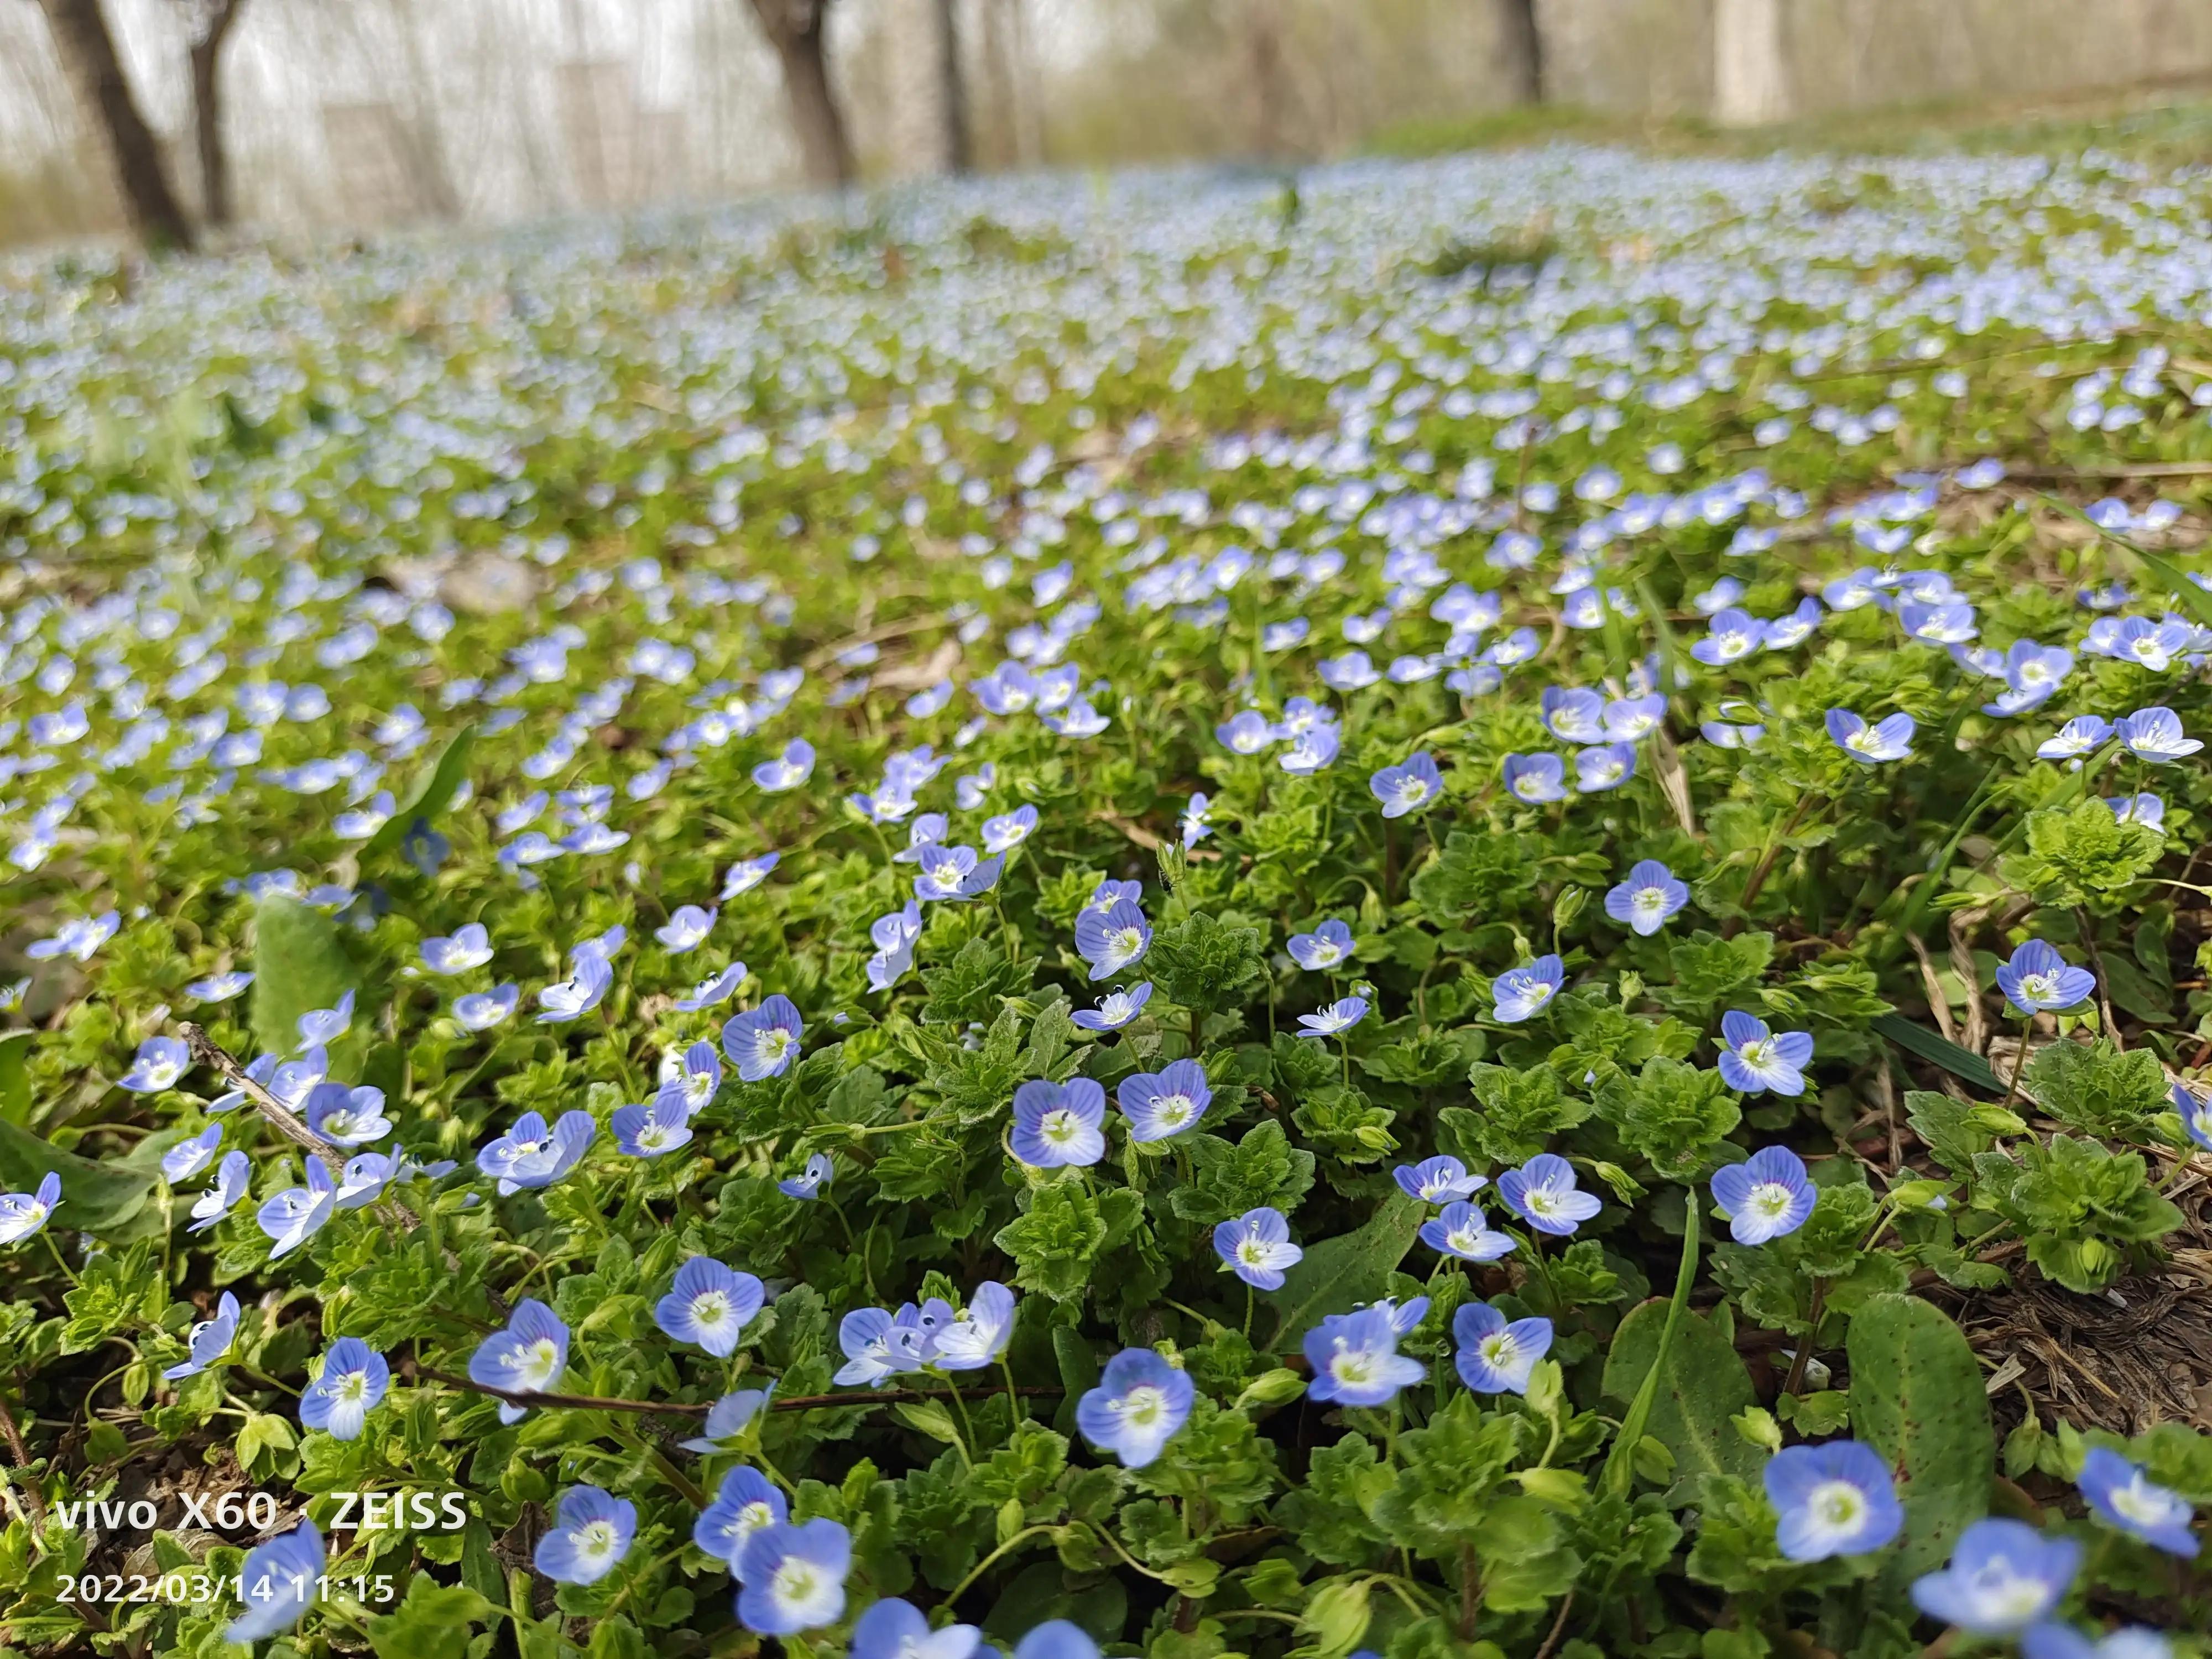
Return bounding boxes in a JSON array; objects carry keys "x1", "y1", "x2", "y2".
[
  {"x1": 467, "y1": 1299, "x2": 570, "y2": 1423},
  {"x1": 1116, "y1": 1060, "x2": 1211, "y2": 1141},
  {"x1": 1015, "y1": 1623, "x2": 1102, "y2": 1659},
  {"x1": 2117, "y1": 706, "x2": 2202, "y2": 763},
  {"x1": 656, "y1": 904, "x2": 718, "y2": 953},
  {"x1": 1074, "y1": 898, "x2": 1152, "y2": 980},
  {"x1": 1764, "y1": 1440, "x2": 1903, "y2": 1561},
  {"x1": 299, "y1": 1337, "x2": 388, "y2": 1441},
  {"x1": 780, "y1": 1152, "x2": 834, "y2": 1199},
  {"x1": 695, "y1": 1465, "x2": 786, "y2": 1566},
  {"x1": 1710, "y1": 1146, "x2": 1815, "y2": 1244},
  {"x1": 675, "y1": 962, "x2": 747, "y2": 1011},
  {"x1": 1012, "y1": 1078, "x2": 1108, "y2": 1168},
  {"x1": 852, "y1": 1597, "x2": 983, "y2": 1659},
  {"x1": 681, "y1": 1387, "x2": 776, "y2": 1454},
  {"x1": 1181, "y1": 793, "x2": 1212, "y2": 849},
  {"x1": 2173, "y1": 1082, "x2": 2212, "y2": 1154},
  {"x1": 834, "y1": 1305, "x2": 929, "y2": 1387},
  {"x1": 2022, "y1": 1626, "x2": 2173, "y2": 1659},
  {"x1": 188, "y1": 1152, "x2": 251, "y2": 1233},
  {"x1": 931, "y1": 1281, "x2": 1018, "y2": 1370},
  {"x1": 1541, "y1": 686, "x2": 1607, "y2": 743},
  {"x1": 734, "y1": 1517, "x2": 851, "y2": 1635},
  {"x1": 1911, "y1": 1518, "x2": 2080, "y2": 1635},
  {"x1": 535, "y1": 1485, "x2": 637, "y2": 1585},
  {"x1": 477, "y1": 1109, "x2": 596, "y2": 1193},
  {"x1": 454, "y1": 984, "x2": 520, "y2": 1030},
  {"x1": 305, "y1": 1082, "x2": 392, "y2": 1147},
  {"x1": 1575, "y1": 742, "x2": 1637, "y2": 792},
  {"x1": 983, "y1": 805, "x2": 1039, "y2": 854},
  {"x1": 1491, "y1": 956, "x2": 1564, "y2": 1022},
  {"x1": 226, "y1": 1520, "x2": 323, "y2": 1643},
  {"x1": 1296, "y1": 997, "x2": 1368, "y2": 1037},
  {"x1": 722, "y1": 994, "x2": 805, "y2": 1081},
  {"x1": 1215, "y1": 710, "x2": 1275, "y2": 754},
  {"x1": 752, "y1": 739, "x2": 816, "y2": 792},
  {"x1": 1214, "y1": 1207, "x2": 1302, "y2": 1288},
  {"x1": 163, "y1": 1290, "x2": 242, "y2": 1381},
  {"x1": 1422, "y1": 1201, "x2": 1516, "y2": 1264},
  {"x1": 1692, "y1": 607, "x2": 1766, "y2": 665},
  {"x1": 722, "y1": 852, "x2": 781, "y2": 899},
  {"x1": 914, "y1": 844, "x2": 1005, "y2": 902},
  {"x1": 1077, "y1": 1348, "x2": 1194, "y2": 1467},
  {"x1": 1287, "y1": 919, "x2": 1355, "y2": 971},
  {"x1": 1995, "y1": 940, "x2": 2097, "y2": 1015},
  {"x1": 1827, "y1": 708, "x2": 1916, "y2": 763},
  {"x1": 161, "y1": 1125, "x2": 224, "y2": 1183},
  {"x1": 1497, "y1": 1153, "x2": 1601, "y2": 1236},
  {"x1": 186, "y1": 970, "x2": 254, "y2": 1003},
  {"x1": 1370, "y1": 752, "x2": 1443, "y2": 818},
  {"x1": 295, "y1": 989, "x2": 356, "y2": 1050},
  {"x1": 1305, "y1": 1305, "x2": 1426, "y2": 1407},
  {"x1": 660, "y1": 1040, "x2": 723, "y2": 1115},
  {"x1": 420, "y1": 924, "x2": 492, "y2": 975},
  {"x1": 613, "y1": 1093, "x2": 693, "y2": 1158},
  {"x1": 1605, "y1": 859, "x2": 1689, "y2": 936},
  {"x1": 655, "y1": 1257, "x2": 765, "y2": 1358},
  {"x1": 2076, "y1": 1447, "x2": 2198, "y2": 1557},
  {"x1": 1717, "y1": 1010, "x2": 1813, "y2": 1095},
  {"x1": 118, "y1": 1036, "x2": 191, "y2": 1094},
  {"x1": 1073, "y1": 982, "x2": 1152, "y2": 1031},
  {"x1": 1452, "y1": 1301, "x2": 1553, "y2": 1393},
  {"x1": 535, "y1": 953, "x2": 612, "y2": 1023},
  {"x1": 257, "y1": 1160, "x2": 337, "y2": 1259},
  {"x1": 1504, "y1": 752, "x2": 1567, "y2": 803},
  {"x1": 1393, "y1": 1155, "x2": 1484, "y2": 1204},
  {"x1": 2037, "y1": 715, "x2": 2114, "y2": 760}
]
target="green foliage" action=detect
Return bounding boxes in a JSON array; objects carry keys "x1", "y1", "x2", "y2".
[{"x1": 1846, "y1": 1295, "x2": 1994, "y2": 1575}]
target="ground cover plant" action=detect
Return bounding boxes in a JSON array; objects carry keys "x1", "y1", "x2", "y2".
[{"x1": 2, "y1": 144, "x2": 2212, "y2": 1659}]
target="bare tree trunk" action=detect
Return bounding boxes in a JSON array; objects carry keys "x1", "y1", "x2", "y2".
[
  {"x1": 745, "y1": 0, "x2": 854, "y2": 188},
  {"x1": 1243, "y1": 0, "x2": 1286, "y2": 159},
  {"x1": 187, "y1": 0, "x2": 248, "y2": 228},
  {"x1": 32, "y1": 0, "x2": 196, "y2": 250},
  {"x1": 1713, "y1": 0, "x2": 1790, "y2": 126},
  {"x1": 933, "y1": 0, "x2": 971, "y2": 173},
  {"x1": 1003, "y1": 0, "x2": 1042, "y2": 166},
  {"x1": 1496, "y1": 0, "x2": 1544, "y2": 105}
]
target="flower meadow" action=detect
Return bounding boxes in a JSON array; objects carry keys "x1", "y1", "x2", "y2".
[{"x1": 4, "y1": 144, "x2": 2212, "y2": 1659}]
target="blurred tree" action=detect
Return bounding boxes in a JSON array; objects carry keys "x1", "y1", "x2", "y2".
[
  {"x1": 173, "y1": 0, "x2": 249, "y2": 228},
  {"x1": 1498, "y1": 0, "x2": 1544, "y2": 104},
  {"x1": 28, "y1": 0, "x2": 196, "y2": 249},
  {"x1": 745, "y1": 0, "x2": 854, "y2": 187},
  {"x1": 935, "y1": 0, "x2": 971, "y2": 172}
]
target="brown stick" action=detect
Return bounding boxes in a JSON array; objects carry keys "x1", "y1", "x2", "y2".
[
  {"x1": 1533, "y1": 1588, "x2": 1577, "y2": 1659},
  {"x1": 0, "y1": 1392, "x2": 48, "y2": 1526}
]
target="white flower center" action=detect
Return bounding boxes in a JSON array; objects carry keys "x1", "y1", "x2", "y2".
[
  {"x1": 1481, "y1": 1333, "x2": 1519, "y2": 1369},
  {"x1": 1808, "y1": 1480, "x2": 1864, "y2": 1532},
  {"x1": 577, "y1": 1521, "x2": 618, "y2": 1560},
  {"x1": 694, "y1": 1293, "x2": 731, "y2": 1328},
  {"x1": 1120, "y1": 1385, "x2": 1165, "y2": 1428},
  {"x1": 1749, "y1": 1182, "x2": 1795, "y2": 1219}
]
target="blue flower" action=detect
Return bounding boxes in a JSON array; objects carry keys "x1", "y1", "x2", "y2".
[
  {"x1": 1826, "y1": 708, "x2": 1916, "y2": 763},
  {"x1": 780, "y1": 1152, "x2": 834, "y2": 1199},
  {"x1": 1692, "y1": 608, "x2": 1766, "y2": 665},
  {"x1": 1541, "y1": 687, "x2": 1607, "y2": 743},
  {"x1": 660, "y1": 1040, "x2": 723, "y2": 1115},
  {"x1": 226, "y1": 1520, "x2": 323, "y2": 1642},
  {"x1": 1015, "y1": 1622, "x2": 1102, "y2": 1659},
  {"x1": 420, "y1": 924, "x2": 492, "y2": 974},
  {"x1": 655, "y1": 1257, "x2": 765, "y2": 1358},
  {"x1": 468, "y1": 1299, "x2": 570, "y2": 1423},
  {"x1": 1012, "y1": 1078, "x2": 1108, "y2": 1168},
  {"x1": 305, "y1": 1082, "x2": 392, "y2": 1147},
  {"x1": 1453, "y1": 1301, "x2": 1553, "y2": 1393},
  {"x1": 2022, "y1": 1626, "x2": 2172, "y2": 1659},
  {"x1": 752, "y1": 739, "x2": 816, "y2": 792},
  {"x1": 118, "y1": 1036, "x2": 190, "y2": 1094},
  {"x1": 477, "y1": 1109, "x2": 596, "y2": 1193},
  {"x1": 722, "y1": 994, "x2": 805, "y2": 1081},
  {"x1": 1995, "y1": 940, "x2": 2097, "y2": 1015},
  {"x1": 1214, "y1": 1207, "x2": 1303, "y2": 1288},
  {"x1": 161, "y1": 1125, "x2": 223, "y2": 1182},
  {"x1": 1077, "y1": 1348, "x2": 1194, "y2": 1467},
  {"x1": 299, "y1": 1337, "x2": 389, "y2": 1441},
  {"x1": 613, "y1": 1093, "x2": 693, "y2": 1158},
  {"x1": 1491, "y1": 956, "x2": 1564, "y2": 1022},
  {"x1": 2174, "y1": 1082, "x2": 2212, "y2": 1154},
  {"x1": 1605, "y1": 859, "x2": 1689, "y2": 936},
  {"x1": 1711, "y1": 1146, "x2": 1815, "y2": 1244},
  {"x1": 1296, "y1": 997, "x2": 1368, "y2": 1037},
  {"x1": 454, "y1": 985, "x2": 520, "y2": 1030},
  {"x1": 1287, "y1": 919, "x2": 1355, "y2": 971},
  {"x1": 535, "y1": 952, "x2": 612, "y2": 1022},
  {"x1": 186, "y1": 970, "x2": 254, "y2": 1002},
  {"x1": 1764, "y1": 1440, "x2": 1903, "y2": 1560},
  {"x1": 676, "y1": 962, "x2": 748, "y2": 1011},
  {"x1": 1575, "y1": 743, "x2": 1637, "y2": 792},
  {"x1": 164, "y1": 1291, "x2": 242, "y2": 1380},
  {"x1": 2037, "y1": 716, "x2": 2114, "y2": 760},
  {"x1": 852, "y1": 1597, "x2": 984, "y2": 1659},
  {"x1": 931, "y1": 1280, "x2": 1018, "y2": 1370},
  {"x1": 656, "y1": 904, "x2": 718, "y2": 953},
  {"x1": 295, "y1": 989, "x2": 356, "y2": 1049},
  {"x1": 1181, "y1": 793, "x2": 1212, "y2": 849},
  {"x1": 983, "y1": 806, "x2": 1039, "y2": 854},
  {"x1": 680, "y1": 1386, "x2": 776, "y2": 1454},
  {"x1": 535, "y1": 1485, "x2": 637, "y2": 1585},
  {"x1": 722, "y1": 852, "x2": 781, "y2": 899},
  {"x1": 1497, "y1": 1153, "x2": 1601, "y2": 1235},
  {"x1": 1394, "y1": 1155, "x2": 1485, "y2": 1203},
  {"x1": 835, "y1": 1306, "x2": 929, "y2": 1386},
  {"x1": 2077, "y1": 1447, "x2": 2198, "y2": 1557},
  {"x1": 1074, "y1": 898, "x2": 1152, "y2": 980},
  {"x1": 1073, "y1": 982, "x2": 1152, "y2": 1031},
  {"x1": 1115, "y1": 1060, "x2": 1211, "y2": 1141},
  {"x1": 914, "y1": 844, "x2": 1005, "y2": 902},
  {"x1": 1504, "y1": 752, "x2": 1568, "y2": 803},
  {"x1": 695, "y1": 1466, "x2": 786, "y2": 1566},
  {"x1": 2117, "y1": 706, "x2": 2203, "y2": 763},
  {"x1": 187, "y1": 1152, "x2": 251, "y2": 1233},
  {"x1": 735, "y1": 1518, "x2": 852, "y2": 1635},
  {"x1": 1717, "y1": 1010, "x2": 1814, "y2": 1096},
  {"x1": 1422, "y1": 1201, "x2": 1516, "y2": 1264},
  {"x1": 1370, "y1": 752, "x2": 1443, "y2": 817},
  {"x1": 1216, "y1": 710, "x2": 1275, "y2": 754},
  {"x1": 1305, "y1": 1305, "x2": 1426, "y2": 1407},
  {"x1": 2108, "y1": 792, "x2": 2164, "y2": 829},
  {"x1": 1911, "y1": 1519, "x2": 2079, "y2": 1634},
  {"x1": 257, "y1": 1160, "x2": 337, "y2": 1259}
]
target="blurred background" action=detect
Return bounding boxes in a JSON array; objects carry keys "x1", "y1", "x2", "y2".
[{"x1": 6, "y1": 0, "x2": 2212, "y2": 251}]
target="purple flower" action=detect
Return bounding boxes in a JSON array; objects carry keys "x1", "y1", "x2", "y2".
[
  {"x1": 1504, "y1": 752, "x2": 1568, "y2": 804},
  {"x1": 1995, "y1": 940, "x2": 2096, "y2": 1016},
  {"x1": 455, "y1": 984, "x2": 520, "y2": 1029},
  {"x1": 298, "y1": 1337, "x2": 388, "y2": 1442},
  {"x1": 1296, "y1": 997, "x2": 1368, "y2": 1037},
  {"x1": 535, "y1": 1485, "x2": 636, "y2": 1585},
  {"x1": 1496, "y1": 1153, "x2": 1601, "y2": 1236},
  {"x1": 1116, "y1": 1058, "x2": 1211, "y2": 1141},
  {"x1": 1575, "y1": 742, "x2": 1637, "y2": 792},
  {"x1": 476, "y1": 1109, "x2": 596, "y2": 1193},
  {"x1": 163, "y1": 1290, "x2": 241, "y2": 1379},
  {"x1": 1214, "y1": 1207, "x2": 1302, "y2": 1288},
  {"x1": 1765, "y1": 1441, "x2": 1903, "y2": 1561},
  {"x1": 1011, "y1": 1078, "x2": 1108, "y2": 1168},
  {"x1": 226, "y1": 1521, "x2": 322, "y2": 1643},
  {"x1": 852, "y1": 1598, "x2": 983, "y2": 1659},
  {"x1": 676, "y1": 962, "x2": 748, "y2": 1011},
  {"x1": 1710, "y1": 1146, "x2": 1815, "y2": 1244},
  {"x1": 535, "y1": 952, "x2": 612, "y2": 1023},
  {"x1": 2037, "y1": 715, "x2": 2113, "y2": 761},
  {"x1": 752, "y1": 740, "x2": 816, "y2": 792},
  {"x1": 914, "y1": 843, "x2": 1004, "y2": 902},
  {"x1": 655, "y1": 1257, "x2": 765, "y2": 1358},
  {"x1": 734, "y1": 1518, "x2": 852, "y2": 1635},
  {"x1": 2117, "y1": 706, "x2": 2203, "y2": 763},
  {"x1": 1215, "y1": 710, "x2": 1275, "y2": 754},
  {"x1": 420, "y1": 924, "x2": 492, "y2": 974},
  {"x1": 779, "y1": 1152, "x2": 833, "y2": 1199},
  {"x1": 656, "y1": 904, "x2": 718, "y2": 953},
  {"x1": 467, "y1": 1299, "x2": 570, "y2": 1423},
  {"x1": 695, "y1": 1465, "x2": 786, "y2": 1565},
  {"x1": 119, "y1": 1036, "x2": 190, "y2": 1094}
]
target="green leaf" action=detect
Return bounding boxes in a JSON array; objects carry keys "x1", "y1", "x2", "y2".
[
  {"x1": 1601, "y1": 1300, "x2": 1761, "y2": 1497},
  {"x1": 251, "y1": 894, "x2": 361, "y2": 1061},
  {"x1": 1871, "y1": 1012, "x2": 2001, "y2": 1094},
  {"x1": 366, "y1": 1574, "x2": 495, "y2": 1658},
  {"x1": 0, "y1": 1119, "x2": 157, "y2": 1239},
  {"x1": 1846, "y1": 1293, "x2": 1994, "y2": 1575},
  {"x1": 1267, "y1": 1194, "x2": 1422, "y2": 1354},
  {"x1": 361, "y1": 723, "x2": 476, "y2": 858},
  {"x1": 0, "y1": 1028, "x2": 33, "y2": 1126}
]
